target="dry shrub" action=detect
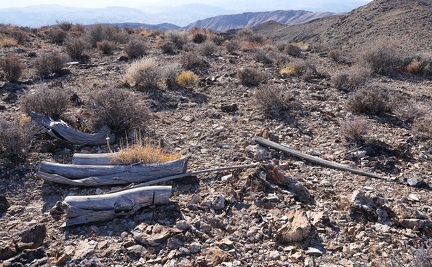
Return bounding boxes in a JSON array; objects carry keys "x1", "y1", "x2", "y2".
[
  {"x1": 332, "y1": 66, "x2": 371, "y2": 91},
  {"x1": 56, "y1": 20, "x2": 73, "y2": 31},
  {"x1": 156, "y1": 37, "x2": 177, "y2": 54},
  {"x1": 110, "y1": 134, "x2": 180, "y2": 164},
  {"x1": 225, "y1": 40, "x2": 239, "y2": 54},
  {"x1": 34, "y1": 52, "x2": 70, "y2": 78},
  {"x1": 46, "y1": 27, "x2": 67, "y2": 44},
  {"x1": 1, "y1": 55, "x2": 23, "y2": 82},
  {"x1": 191, "y1": 29, "x2": 207, "y2": 44},
  {"x1": 176, "y1": 70, "x2": 199, "y2": 88},
  {"x1": 162, "y1": 63, "x2": 181, "y2": 88},
  {"x1": 253, "y1": 49, "x2": 274, "y2": 64},
  {"x1": 23, "y1": 87, "x2": 70, "y2": 120},
  {"x1": 237, "y1": 67, "x2": 266, "y2": 87},
  {"x1": 64, "y1": 36, "x2": 87, "y2": 60},
  {"x1": 124, "y1": 38, "x2": 147, "y2": 59},
  {"x1": 280, "y1": 60, "x2": 317, "y2": 79},
  {"x1": 199, "y1": 41, "x2": 216, "y2": 56},
  {"x1": 405, "y1": 56, "x2": 432, "y2": 77},
  {"x1": 394, "y1": 102, "x2": 427, "y2": 123},
  {"x1": 357, "y1": 42, "x2": 404, "y2": 74},
  {"x1": 89, "y1": 87, "x2": 150, "y2": 133},
  {"x1": 165, "y1": 30, "x2": 189, "y2": 50},
  {"x1": 254, "y1": 86, "x2": 298, "y2": 116},
  {"x1": 85, "y1": 24, "x2": 128, "y2": 48},
  {"x1": 96, "y1": 40, "x2": 115, "y2": 55},
  {"x1": 181, "y1": 52, "x2": 208, "y2": 70},
  {"x1": 0, "y1": 118, "x2": 33, "y2": 162},
  {"x1": 0, "y1": 36, "x2": 18, "y2": 47},
  {"x1": 347, "y1": 85, "x2": 394, "y2": 116},
  {"x1": 10, "y1": 30, "x2": 29, "y2": 45},
  {"x1": 413, "y1": 115, "x2": 432, "y2": 138},
  {"x1": 340, "y1": 116, "x2": 370, "y2": 144},
  {"x1": 125, "y1": 58, "x2": 160, "y2": 89},
  {"x1": 285, "y1": 44, "x2": 302, "y2": 58}
]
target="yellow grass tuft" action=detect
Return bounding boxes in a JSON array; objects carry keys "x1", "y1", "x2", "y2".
[
  {"x1": 0, "y1": 37, "x2": 18, "y2": 47},
  {"x1": 176, "y1": 70, "x2": 199, "y2": 88},
  {"x1": 279, "y1": 63, "x2": 297, "y2": 76},
  {"x1": 110, "y1": 135, "x2": 181, "y2": 165}
]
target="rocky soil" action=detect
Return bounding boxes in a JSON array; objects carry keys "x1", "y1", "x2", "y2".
[{"x1": 1, "y1": 12, "x2": 432, "y2": 267}]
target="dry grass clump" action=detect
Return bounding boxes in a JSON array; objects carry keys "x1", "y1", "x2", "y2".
[
  {"x1": 332, "y1": 66, "x2": 371, "y2": 91},
  {"x1": 89, "y1": 87, "x2": 150, "y2": 133},
  {"x1": 340, "y1": 116, "x2": 370, "y2": 144},
  {"x1": 97, "y1": 40, "x2": 115, "y2": 55},
  {"x1": 405, "y1": 55, "x2": 432, "y2": 77},
  {"x1": 199, "y1": 41, "x2": 216, "y2": 56},
  {"x1": 347, "y1": 85, "x2": 394, "y2": 116},
  {"x1": 10, "y1": 29, "x2": 29, "y2": 45},
  {"x1": 280, "y1": 60, "x2": 317, "y2": 79},
  {"x1": 164, "y1": 30, "x2": 189, "y2": 50},
  {"x1": 0, "y1": 118, "x2": 33, "y2": 163},
  {"x1": 181, "y1": 52, "x2": 209, "y2": 70},
  {"x1": 125, "y1": 58, "x2": 160, "y2": 89},
  {"x1": 110, "y1": 135, "x2": 181, "y2": 165},
  {"x1": 46, "y1": 27, "x2": 67, "y2": 44},
  {"x1": 22, "y1": 87, "x2": 70, "y2": 120},
  {"x1": 162, "y1": 63, "x2": 182, "y2": 88},
  {"x1": 0, "y1": 36, "x2": 18, "y2": 47},
  {"x1": 34, "y1": 52, "x2": 70, "y2": 78},
  {"x1": 254, "y1": 86, "x2": 298, "y2": 116},
  {"x1": 237, "y1": 67, "x2": 267, "y2": 87},
  {"x1": 176, "y1": 70, "x2": 199, "y2": 89},
  {"x1": 1, "y1": 55, "x2": 23, "y2": 82},
  {"x1": 124, "y1": 38, "x2": 147, "y2": 59}
]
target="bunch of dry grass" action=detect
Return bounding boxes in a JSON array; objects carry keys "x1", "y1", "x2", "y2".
[
  {"x1": 237, "y1": 67, "x2": 267, "y2": 87},
  {"x1": 125, "y1": 58, "x2": 160, "y2": 89},
  {"x1": 0, "y1": 118, "x2": 33, "y2": 162},
  {"x1": 254, "y1": 86, "x2": 299, "y2": 116},
  {"x1": 124, "y1": 38, "x2": 147, "y2": 59},
  {"x1": 347, "y1": 85, "x2": 394, "y2": 116},
  {"x1": 176, "y1": 70, "x2": 199, "y2": 88},
  {"x1": 340, "y1": 116, "x2": 370, "y2": 144},
  {"x1": 110, "y1": 134, "x2": 180, "y2": 164},
  {"x1": 0, "y1": 36, "x2": 18, "y2": 47}
]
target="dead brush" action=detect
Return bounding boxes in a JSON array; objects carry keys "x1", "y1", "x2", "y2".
[{"x1": 109, "y1": 134, "x2": 181, "y2": 164}]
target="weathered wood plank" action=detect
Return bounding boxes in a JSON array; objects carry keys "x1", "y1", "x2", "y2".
[
  {"x1": 72, "y1": 153, "x2": 118, "y2": 165},
  {"x1": 31, "y1": 111, "x2": 115, "y2": 145},
  {"x1": 39, "y1": 157, "x2": 187, "y2": 180}
]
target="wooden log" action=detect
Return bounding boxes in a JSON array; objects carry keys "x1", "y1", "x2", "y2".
[
  {"x1": 254, "y1": 136, "x2": 386, "y2": 180},
  {"x1": 72, "y1": 153, "x2": 119, "y2": 165},
  {"x1": 39, "y1": 157, "x2": 187, "y2": 180},
  {"x1": 30, "y1": 111, "x2": 115, "y2": 145},
  {"x1": 58, "y1": 186, "x2": 171, "y2": 226}
]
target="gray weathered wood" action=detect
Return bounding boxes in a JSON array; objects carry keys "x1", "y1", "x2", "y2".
[
  {"x1": 39, "y1": 158, "x2": 187, "y2": 182},
  {"x1": 57, "y1": 186, "x2": 171, "y2": 226},
  {"x1": 72, "y1": 153, "x2": 119, "y2": 165},
  {"x1": 254, "y1": 136, "x2": 386, "y2": 180},
  {"x1": 31, "y1": 111, "x2": 115, "y2": 145}
]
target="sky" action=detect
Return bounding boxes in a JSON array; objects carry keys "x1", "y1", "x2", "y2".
[{"x1": 0, "y1": 0, "x2": 373, "y2": 12}]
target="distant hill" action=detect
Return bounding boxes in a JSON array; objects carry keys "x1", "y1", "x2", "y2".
[
  {"x1": 254, "y1": 0, "x2": 432, "y2": 52},
  {"x1": 184, "y1": 10, "x2": 335, "y2": 32}
]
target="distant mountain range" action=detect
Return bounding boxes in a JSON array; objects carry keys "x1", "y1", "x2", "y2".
[{"x1": 0, "y1": 4, "x2": 336, "y2": 32}]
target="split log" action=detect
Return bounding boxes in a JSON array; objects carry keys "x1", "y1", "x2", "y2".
[
  {"x1": 40, "y1": 157, "x2": 187, "y2": 179},
  {"x1": 54, "y1": 186, "x2": 171, "y2": 226},
  {"x1": 30, "y1": 111, "x2": 115, "y2": 145},
  {"x1": 254, "y1": 136, "x2": 386, "y2": 180},
  {"x1": 72, "y1": 153, "x2": 120, "y2": 165}
]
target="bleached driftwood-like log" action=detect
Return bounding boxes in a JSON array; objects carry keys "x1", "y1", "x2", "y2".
[
  {"x1": 31, "y1": 111, "x2": 115, "y2": 145},
  {"x1": 72, "y1": 152, "x2": 127, "y2": 165},
  {"x1": 38, "y1": 158, "x2": 187, "y2": 186},
  {"x1": 54, "y1": 186, "x2": 172, "y2": 226}
]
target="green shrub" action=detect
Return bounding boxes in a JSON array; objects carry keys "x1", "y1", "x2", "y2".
[
  {"x1": 124, "y1": 38, "x2": 147, "y2": 59},
  {"x1": 0, "y1": 55, "x2": 23, "y2": 82},
  {"x1": 347, "y1": 85, "x2": 394, "y2": 116},
  {"x1": 23, "y1": 87, "x2": 70, "y2": 120},
  {"x1": 237, "y1": 67, "x2": 266, "y2": 87},
  {"x1": 34, "y1": 52, "x2": 70, "y2": 78},
  {"x1": 125, "y1": 58, "x2": 160, "y2": 89},
  {"x1": 89, "y1": 87, "x2": 150, "y2": 133}
]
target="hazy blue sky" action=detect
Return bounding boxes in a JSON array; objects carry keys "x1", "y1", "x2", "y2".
[{"x1": 0, "y1": 0, "x2": 373, "y2": 12}]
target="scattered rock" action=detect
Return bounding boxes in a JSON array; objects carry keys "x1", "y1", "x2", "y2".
[
  {"x1": 18, "y1": 223, "x2": 47, "y2": 250},
  {"x1": 277, "y1": 209, "x2": 312, "y2": 243}
]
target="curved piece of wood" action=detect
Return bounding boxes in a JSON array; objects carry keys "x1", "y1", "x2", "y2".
[
  {"x1": 39, "y1": 157, "x2": 187, "y2": 180},
  {"x1": 59, "y1": 186, "x2": 172, "y2": 226},
  {"x1": 72, "y1": 153, "x2": 118, "y2": 165},
  {"x1": 31, "y1": 111, "x2": 115, "y2": 145},
  {"x1": 254, "y1": 136, "x2": 386, "y2": 180}
]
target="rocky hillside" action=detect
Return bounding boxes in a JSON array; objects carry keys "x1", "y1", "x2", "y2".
[
  {"x1": 0, "y1": 16, "x2": 432, "y2": 267},
  {"x1": 184, "y1": 10, "x2": 335, "y2": 32},
  {"x1": 255, "y1": 0, "x2": 432, "y2": 52}
]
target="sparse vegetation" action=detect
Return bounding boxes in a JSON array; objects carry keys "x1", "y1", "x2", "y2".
[
  {"x1": 0, "y1": 118, "x2": 33, "y2": 163},
  {"x1": 23, "y1": 87, "x2": 70, "y2": 120},
  {"x1": 1, "y1": 55, "x2": 23, "y2": 82},
  {"x1": 96, "y1": 40, "x2": 115, "y2": 55},
  {"x1": 254, "y1": 86, "x2": 298, "y2": 116},
  {"x1": 347, "y1": 85, "x2": 394, "y2": 116},
  {"x1": 176, "y1": 70, "x2": 199, "y2": 88},
  {"x1": 413, "y1": 115, "x2": 432, "y2": 138},
  {"x1": 46, "y1": 27, "x2": 68, "y2": 44},
  {"x1": 34, "y1": 52, "x2": 70, "y2": 78},
  {"x1": 358, "y1": 42, "x2": 404, "y2": 74},
  {"x1": 199, "y1": 41, "x2": 216, "y2": 56},
  {"x1": 280, "y1": 60, "x2": 317, "y2": 79},
  {"x1": 181, "y1": 52, "x2": 208, "y2": 70},
  {"x1": 164, "y1": 30, "x2": 189, "y2": 50},
  {"x1": 124, "y1": 38, "x2": 147, "y2": 59},
  {"x1": 64, "y1": 36, "x2": 87, "y2": 60},
  {"x1": 237, "y1": 67, "x2": 267, "y2": 86},
  {"x1": 162, "y1": 63, "x2": 181, "y2": 88},
  {"x1": 89, "y1": 87, "x2": 150, "y2": 133},
  {"x1": 125, "y1": 58, "x2": 160, "y2": 89},
  {"x1": 0, "y1": 36, "x2": 18, "y2": 47},
  {"x1": 332, "y1": 66, "x2": 371, "y2": 91},
  {"x1": 340, "y1": 116, "x2": 370, "y2": 144}
]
